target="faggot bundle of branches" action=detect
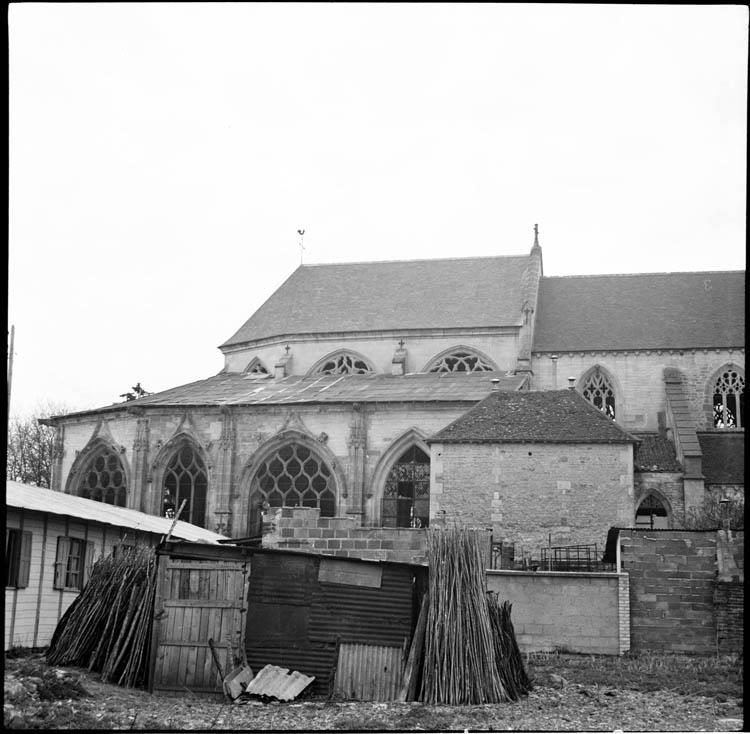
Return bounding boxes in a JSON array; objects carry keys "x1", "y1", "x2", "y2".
[{"x1": 47, "y1": 543, "x2": 157, "y2": 689}]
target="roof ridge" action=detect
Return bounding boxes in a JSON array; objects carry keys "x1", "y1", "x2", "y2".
[
  {"x1": 542, "y1": 269, "x2": 745, "y2": 280},
  {"x1": 300, "y1": 254, "x2": 530, "y2": 267}
]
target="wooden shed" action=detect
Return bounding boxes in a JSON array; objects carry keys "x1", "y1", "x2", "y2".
[
  {"x1": 4, "y1": 481, "x2": 227, "y2": 650},
  {"x1": 150, "y1": 541, "x2": 427, "y2": 699}
]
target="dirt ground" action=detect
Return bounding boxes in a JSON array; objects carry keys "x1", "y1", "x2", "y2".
[{"x1": 3, "y1": 650, "x2": 743, "y2": 731}]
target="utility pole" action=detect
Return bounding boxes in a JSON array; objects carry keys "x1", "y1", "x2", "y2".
[{"x1": 7, "y1": 325, "x2": 14, "y2": 419}]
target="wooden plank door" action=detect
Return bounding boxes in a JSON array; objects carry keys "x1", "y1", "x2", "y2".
[{"x1": 150, "y1": 557, "x2": 249, "y2": 695}]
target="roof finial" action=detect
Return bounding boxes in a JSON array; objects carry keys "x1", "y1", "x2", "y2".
[
  {"x1": 297, "y1": 229, "x2": 306, "y2": 264},
  {"x1": 533, "y1": 223, "x2": 539, "y2": 247}
]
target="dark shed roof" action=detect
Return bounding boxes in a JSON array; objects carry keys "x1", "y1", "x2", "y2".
[
  {"x1": 697, "y1": 432, "x2": 745, "y2": 484},
  {"x1": 430, "y1": 389, "x2": 638, "y2": 444},
  {"x1": 222, "y1": 255, "x2": 530, "y2": 347},
  {"x1": 533, "y1": 271, "x2": 745, "y2": 352}
]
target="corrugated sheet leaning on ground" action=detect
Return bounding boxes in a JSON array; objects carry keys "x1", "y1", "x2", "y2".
[{"x1": 244, "y1": 664, "x2": 315, "y2": 701}]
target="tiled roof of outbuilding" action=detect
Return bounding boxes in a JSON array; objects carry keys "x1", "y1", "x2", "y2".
[
  {"x1": 430, "y1": 389, "x2": 638, "y2": 444},
  {"x1": 51, "y1": 371, "x2": 528, "y2": 420},
  {"x1": 697, "y1": 432, "x2": 745, "y2": 484},
  {"x1": 533, "y1": 271, "x2": 745, "y2": 352},
  {"x1": 632, "y1": 433, "x2": 683, "y2": 472},
  {"x1": 222, "y1": 255, "x2": 530, "y2": 347}
]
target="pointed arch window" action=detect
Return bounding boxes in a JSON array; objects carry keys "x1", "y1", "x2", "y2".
[
  {"x1": 382, "y1": 445, "x2": 430, "y2": 528},
  {"x1": 427, "y1": 350, "x2": 495, "y2": 373},
  {"x1": 253, "y1": 443, "x2": 336, "y2": 516},
  {"x1": 163, "y1": 444, "x2": 208, "y2": 528},
  {"x1": 245, "y1": 358, "x2": 270, "y2": 376},
  {"x1": 79, "y1": 449, "x2": 127, "y2": 507},
  {"x1": 712, "y1": 368, "x2": 744, "y2": 429},
  {"x1": 313, "y1": 352, "x2": 374, "y2": 375},
  {"x1": 582, "y1": 367, "x2": 616, "y2": 419},
  {"x1": 635, "y1": 495, "x2": 669, "y2": 529}
]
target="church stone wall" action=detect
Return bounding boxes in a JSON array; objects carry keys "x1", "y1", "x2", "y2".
[
  {"x1": 430, "y1": 442, "x2": 634, "y2": 557},
  {"x1": 223, "y1": 331, "x2": 520, "y2": 376},
  {"x1": 531, "y1": 349, "x2": 744, "y2": 432}
]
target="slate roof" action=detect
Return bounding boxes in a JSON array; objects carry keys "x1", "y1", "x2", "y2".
[
  {"x1": 430, "y1": 389, "x2": 638, "y2": 444},
  {"x1": 697, "y1": 433, "x2": 745, "y2": 484},
  {"x1": 222, "y1": 255, "x2": 530, "y2": 347},
  {"x1": 52, "y1": 371, "x2": 528, "y2": 420},
  {"x1": 6, "y1": 481, "x2": 229, "y2": 544},
  {"x1": 533, "y1": 271, "x2": 745, "y2": 352},
  {"x1": 632, "y1": 433, "x2": 683, "y2": 472}
]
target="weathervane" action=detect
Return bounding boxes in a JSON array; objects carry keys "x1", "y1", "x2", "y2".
[{"x1": 298, "y1": 229, "x2": 306, "y2": 264}]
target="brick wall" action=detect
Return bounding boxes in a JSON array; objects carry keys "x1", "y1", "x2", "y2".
[
  {"x1": 432, "y1": 442, "x2": 634, "y2": 555},
  {"x1": 263, "y1": 506, "x2": 431, "y2": 565},
  {"x1": 620, "y1": 529, "x2": 744, "y2": 654},
  {"x1": 486, "y1": 570, "x2": 629, "y2": 655}
]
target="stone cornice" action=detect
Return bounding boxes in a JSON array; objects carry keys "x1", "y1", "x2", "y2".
[{"x1": 533, "y1": 347, "x2": 745, "y2": 358}]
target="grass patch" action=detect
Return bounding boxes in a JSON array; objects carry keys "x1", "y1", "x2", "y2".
[{"x1": 526, "y1": 650, "x2": 743, "y2": 698}]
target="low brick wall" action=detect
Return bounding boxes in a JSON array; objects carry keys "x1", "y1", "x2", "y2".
[
  {"x1": 262, "y1": 506, "x2": 431, "y2": 564},
  {"x1": 486, "y1": 570, "x2": 630, "y2": 655},
  {"x1": 620, "y1": 529, "x2": 744, "y2": 654}
]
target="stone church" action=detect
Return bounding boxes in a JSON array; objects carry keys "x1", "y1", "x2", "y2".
[{"x1": 43, "y1": 230, "x2": 744, "y2": 559}]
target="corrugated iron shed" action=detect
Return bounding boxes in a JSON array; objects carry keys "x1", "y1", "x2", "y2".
[{"x1": 6, "y1": 481, "x2": 229, "y2": 544}]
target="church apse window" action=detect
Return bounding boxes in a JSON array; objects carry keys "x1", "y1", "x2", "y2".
[
  {"x1": 313, "y1": 352, "x2": 374, "y2": 375},
  {"x1": 581, "y1": 367, "x2": 616, "y2": 419},
  {"x1": 427, "y1": 350, "x2": 495, "y2": 373},
  {"x1": 163, "y1": 444, "x2": 208, "y2": 528},
  {"x1": 79, "y1": 450, "x2": 127, "y2": 507},
  {"x1": 712, "y1": 368, "x2": 744, "y2": 429},
  {"x1": 253, "y1": 444, "x2": 336, "y2": 516},
  {"x1": 382, "y1": 445, "x2": 430, "y2": 528}
]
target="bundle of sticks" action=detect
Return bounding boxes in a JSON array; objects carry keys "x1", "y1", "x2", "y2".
[
  {"x1": 47, "y1": 543, "x2": 157, "y2": 689},
  {"x1": 419, "y1": 525, "x2": 531, "y2": 705}
]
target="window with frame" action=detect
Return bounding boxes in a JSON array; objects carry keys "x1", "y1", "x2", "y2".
[
  {"x1": 581, "y1": 367, "x2": 616, "y2": 419},
  {"x1": 427, "y1": 350, "x2": 495, "y2": 373},
  {"x1": 5, "y1": 529, "x2": 32, "y2": 588},
  {"x1": 253, "y1": 443, "x2": 336, "y2": 517},
  {"x1": 382, "y1": 445, "x2": 430, "y2": 528},
  {"x1": 713, "y1": 368, "x2": 745, "y2": 429},
  {"x1": 54, "y1": 536, "x2": 95, "y2": 591},
  {"x1": 313, "y1": 352, "x2": 374, "y2": 375},
  {"x1": 163, "y1": 444, "x2": 208, "y2": 528},
  {"x1": 79, "y1": 450, "x2": 127, "y2": 507}
]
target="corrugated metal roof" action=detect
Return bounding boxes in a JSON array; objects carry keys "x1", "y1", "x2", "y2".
[
  {"x1": 222, "y1": 255, "x2": 531, "y2": 348},
  {"x1": 6, "y1": 481, "x2": 229, "y2": 544},
  {"x1": 52, "y1": 371, "x2": 527, "y2": 420},
  {"x1": 243, "y1": 664, "x2": 315, "y2": 701}
]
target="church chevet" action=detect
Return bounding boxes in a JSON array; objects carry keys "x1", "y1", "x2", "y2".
[{"x1": 43, "y1": 230, "x2": 745, "y2": 565}]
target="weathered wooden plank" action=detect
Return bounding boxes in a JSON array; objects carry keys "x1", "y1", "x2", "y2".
[{"x1": 161, "y1": 599, "x2": 238, "y2": 609}]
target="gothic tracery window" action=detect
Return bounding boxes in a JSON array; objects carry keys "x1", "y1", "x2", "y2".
[
  {"x1": 581, "y1": 367, "x2": 616, "y2": 419},
  {"x1": 245, "y1": 358, "x2": 269, "y2": 376},
  {"x1": 314, "y1": 352, "x2": 374, "y2": 375},
  {"x1": 253, "y1": 444, "x2": 336, "y2": 516},
  {"x1": 79, "y1": 450, "x2": 127, "y2": 507},
  {"x1": 163, "y1": 444, "x2": 208, "y2": 528},
  {"x1": 382, "y1": 445, "x2": 430, "y2": 528},
  {"x1": 712, "y1": 368, "x2": 744, "y2": 429},
  {"x1": 427, "y1": 350, "x2": 495, "y2": 373}
]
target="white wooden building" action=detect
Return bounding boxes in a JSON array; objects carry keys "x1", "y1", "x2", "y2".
[{"x1": 5, "y1": 481, "x2": 228, "y2": 650}]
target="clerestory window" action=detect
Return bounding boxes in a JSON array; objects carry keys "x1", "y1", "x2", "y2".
[
  {"x1": 79, "y1": 450, "x2": 127, "y2": 507},
  {"x1": 427, "y1": 350, "x2": 495, "y2": 373},
  {"x1": 581, "y1": 367, "x2": 616, "y2": 419},
  {"x1": 163, "y1": 444, "x2": 208, "y2": 528},
  {"x1": 313, "y1": 352, "x2": 374, "y2": 375},
  {"x1": 713, "y1": 368, "x2": 744, "y2": 429},
  {"x1": 253, "y1": 443, "x2": 336, "y2": 516},
  {"x1": 382, "y1": 445, "x2": 430, "y2": 528}
]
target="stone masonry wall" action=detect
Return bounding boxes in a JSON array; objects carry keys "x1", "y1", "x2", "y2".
[
  {"x1": 620, "y1": 529, "x2": 744, "y2": 654},
  {"x1": 531, "y1": 350, "x2": 744, "y2": 432},
  {"x1": 431, "y1": 442, "x2": 634, "y2": 556}
]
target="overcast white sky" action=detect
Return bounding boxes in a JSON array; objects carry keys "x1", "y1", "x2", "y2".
[{"x1": 8, "y1": 3, "x2": 748, "y2": 417}]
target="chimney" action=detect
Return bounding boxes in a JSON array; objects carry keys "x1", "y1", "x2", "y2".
[
  {"x1": 491, "y1": 378, "x2": 501, "y2": 392},
  {"x1": 567, "y1": 377, "x2": 576, "y2": 390}
]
